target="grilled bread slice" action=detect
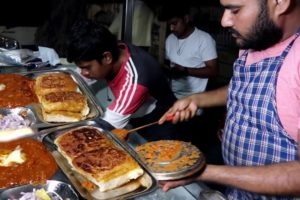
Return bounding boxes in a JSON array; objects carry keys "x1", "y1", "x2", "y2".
[
  {"x1": 55, "y1": 126, "x2": 144, "y2": 192},
  {"x1": 41, "y1": 91, "x2": 88, "y2": 113},
  {"x1": 35, "y1": 73, "x2": 78, "y2": 97},
  {"x1": 40, "y1": 91, "x2": 89, "y2": 122}
]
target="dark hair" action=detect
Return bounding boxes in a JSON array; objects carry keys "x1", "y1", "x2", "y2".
[{"x1": 66, "y1": 19, "x2": 119, "y2": 63}]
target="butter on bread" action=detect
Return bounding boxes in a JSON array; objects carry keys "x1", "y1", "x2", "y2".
[{"x1": 54, "y1": 126, "x2": 144, "y2": 192}]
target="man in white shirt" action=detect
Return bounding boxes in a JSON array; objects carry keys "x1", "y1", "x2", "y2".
[{"x1": 162, "y1": 5, "x2": 219, "y2": 109}]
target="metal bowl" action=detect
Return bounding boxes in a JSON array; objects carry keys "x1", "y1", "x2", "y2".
[
  {"x1": 0, "y1": 107, "x2": 37, "y2": 129},
  {"x1": 0, "y1": 180, "x2": 79, "y2": 200}
]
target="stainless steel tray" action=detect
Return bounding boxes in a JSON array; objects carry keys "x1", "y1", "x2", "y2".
[
  {"x1": 41, "y1": 120, "x2": 158, "y2": 200},
  {"x1": 0, "y1": 180, "x2": 79, "y2": 200},
  {"x1": 13, "y1": 68, "x2": 103, "y2": 129}
]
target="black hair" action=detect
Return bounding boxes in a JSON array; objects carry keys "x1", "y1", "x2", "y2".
[{"x1": 66, "y1": 19, "x2": 119, "y2": 63}]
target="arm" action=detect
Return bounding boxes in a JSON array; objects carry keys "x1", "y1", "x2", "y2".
[
  {"x1": 159, "y1": 86, "x2": 228, "y2": 124},
  {"x1": 171, "y1": 58, "x2": 219, "y2": 78},
  {"x1": 160, "y1": 132, "x2": 300, "y2": 196},
  {"x1": 103, "y1": 84, "x2": 149, "y2": 128},
  {"x1": 161, "y1": 161, "x2": 300, "y2": 196}
]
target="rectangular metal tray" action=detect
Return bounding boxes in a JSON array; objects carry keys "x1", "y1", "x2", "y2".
[
  {"x1": 41, "y1": 120, "x2": 158, "y2": 200},
  {"x1": 15, "y1": 68, "x2": 103, "y2": 129}
]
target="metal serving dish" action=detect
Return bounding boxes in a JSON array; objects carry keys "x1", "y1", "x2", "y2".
[
  {"x1": 13, "y1": 68, "x2": 103, "y2": 129},
  {"x1": 126, "y1": 136, "x2": 206, "y2": 181},
  {"x1": 0, "y1": 106, "x2": 37, "y2": 141},
  {"x1": 41, "y1": 120, "x2": 157, "y2": 200},
  {"x1": 0, "y1": 180, "x2": 79, "y2": 200},
  {"x1": 0, "y1": 107, "x2": 36, "y2": 128}
]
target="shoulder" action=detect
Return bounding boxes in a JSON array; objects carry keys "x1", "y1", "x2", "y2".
[
  {"x1": 191, "y1": 28, "x2": 215, "y2": 45},
  {"x1": 166, "y1": 33, "x2": 177, "y2": 43},
  {"x1": 194, "y1": 28, "x2": 214, "y2": 38}
]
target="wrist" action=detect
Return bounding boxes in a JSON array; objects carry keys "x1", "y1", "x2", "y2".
[{"x1": 184, "y1": 67, "x2": 189, "y2": 75}]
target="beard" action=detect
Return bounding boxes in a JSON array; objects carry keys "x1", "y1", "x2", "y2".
[{"x1": 230, "y1": 1, "x2": 283, "y2": 51}]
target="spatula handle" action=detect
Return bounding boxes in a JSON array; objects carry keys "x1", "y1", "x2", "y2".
[{"x1": 127, "y1": 121, "x2": 159, "y2": 133}]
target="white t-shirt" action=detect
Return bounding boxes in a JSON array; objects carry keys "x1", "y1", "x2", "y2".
[{"x1": 165, "y1": 28, "x2": 217, "y2": 99}]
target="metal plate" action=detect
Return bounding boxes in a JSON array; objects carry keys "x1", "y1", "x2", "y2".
[
  {"x1": 11, "y1": 68, "x2": 103, "y2": 129},
  {"x1": 135, "y1": 140, "x2": 206, "y2": 181},
  {"x1": 0, "y1": 107, "x2": 37, "y2": 142},
  {"x1": 41, "y1": 120, "x2": 158, "y2": 200},
  {"x1": 0, "y1": 107, "x2": 36, "y2": 128},
  {"x1": 0, "y1": 180, "x2": 79, "y2": 200}
]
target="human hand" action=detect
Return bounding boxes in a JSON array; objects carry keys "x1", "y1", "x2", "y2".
[
  {"x1": 170, "y1": 64, "x2": 187, "y2": 78},
  {"x1": 158, "y1": 176, "x2": 197, "y2": 192},
  {"x1": 159, "y1": 96, "x2": 198, "y2": 124}
]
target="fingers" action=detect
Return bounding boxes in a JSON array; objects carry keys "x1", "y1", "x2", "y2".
[
  {"x1": 158, "y1": 179, "x2": 191, "y2": 192},
  {"x1": 159, "y1": 97, "x2": 198, "y2": 124},
  {"x1": 159, "y1": 108, "x2": 176, "y2": 124}
]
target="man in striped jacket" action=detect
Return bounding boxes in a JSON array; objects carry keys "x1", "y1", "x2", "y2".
[{"x1": 66, "y1": 19, "x2": 179, "y2": 141}]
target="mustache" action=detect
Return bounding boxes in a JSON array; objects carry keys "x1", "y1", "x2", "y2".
[{"x1": 228, "y1": 28, "x2": 242, "y2": 37}]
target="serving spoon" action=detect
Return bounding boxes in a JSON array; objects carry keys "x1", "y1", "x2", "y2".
[{"x1": 111, "y1": 115, "x2": 174, "y2": 140}]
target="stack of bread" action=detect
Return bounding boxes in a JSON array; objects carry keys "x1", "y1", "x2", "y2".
[
  {"x1": 54, "y1": 126, "x2": 144, "y2": 193},
  {"x1": 34, "y1": 73, "x2": 89, "y2": 122}
]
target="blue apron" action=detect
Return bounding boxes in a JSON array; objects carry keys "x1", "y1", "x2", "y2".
[{"x1": 223, "y1": 28, "x2": 300, "y2": 200}]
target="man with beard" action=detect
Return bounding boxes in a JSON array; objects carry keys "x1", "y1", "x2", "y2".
[{"x1": 158, "y1": 0, "x2": 300, "y2": 199}]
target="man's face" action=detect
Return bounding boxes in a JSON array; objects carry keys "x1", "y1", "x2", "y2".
[
  {"x1": 221, "y1": 0, "x2": 283, "y2": 51},
  {"x1": 76, "y1": 59, "x2": 111, "y2": 80},
  {"x1": 168, "y1": 17, "x2": 188, "y2": 39}
]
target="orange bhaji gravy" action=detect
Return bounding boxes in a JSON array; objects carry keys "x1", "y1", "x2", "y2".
[
  {"x1": 0, "y1": 138, "x2": 58, "y2": 189},
  {"x1": 0, "y1": 74, "x2": 38, "y2": 108}
]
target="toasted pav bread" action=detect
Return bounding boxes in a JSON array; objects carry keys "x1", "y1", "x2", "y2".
[
  {"x1": 41, "y1": 91, "x2": 88, "y2": 113},
  {"x1": 40, "y1": 91, "x2": 89, "y2": 122},
  {"x1": 91, "y1": 178, "x2": 142, "y2": 199},
  {"x1": 54, "y1": 127, "x2": 112, "y2": 159},
  {"x1": 72, "y1": 147, "x2": 143, "y2": 192},
  {"x1": 55, "y1": 126, "x2": 144, "y2": 192},
  {"x1": 35, "y1": 73, "x2": 78, "y2": 96},
  {"x1": 42, "y1": 109, "x2": 87, "y2": 122}
]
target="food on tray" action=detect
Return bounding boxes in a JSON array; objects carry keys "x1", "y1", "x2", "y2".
[
  {"x1": 17, "y1": 188, "x2": 54, "y2": 200},
  {"x1": 0, "y1": 108, "x2": 37, "y2": 142},
  {"x1": 34, "y1": 73, "x2": 78, "y2": 97},
  {"x1": 136, "y1": 140, "x2": 203, "y2": 176},
  {"x1": 0, "y1": 112, "x2": 31, "y2": 131},
  {"x1": 1, "y1": 180, "x2": 79, "y2": 200},
  {"x1": 55, "y1": 126, "x2": 144, "y2": 192},
  {"x1": 90, "y1": 177, "x2": 143, "y2": 199},
  {"x1": 0, "y1": 74, "x2": 38, "y2": 108},
  {"x1": 40, "y1": 91, "x2": 89, "y2": 122},
  {"x1": 34, "y1": 73, "x2": 90, "y2": 122},
  {"x1": 111, "y1": 128, "x2": 129, "y2": 140},
  {"x1": 0, "y1": 138, "x2": 57, "y2": 189}
]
